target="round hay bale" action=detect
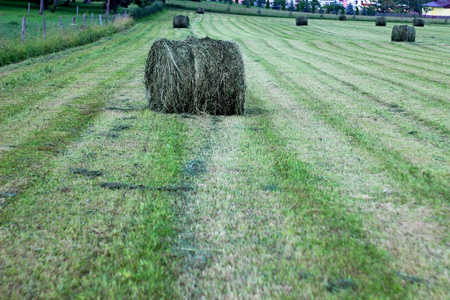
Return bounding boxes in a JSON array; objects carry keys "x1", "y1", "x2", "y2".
[
  {"x1": 391, "y1": 25, "x2": 415, "y2": 42},
  {"x1": 407, "y1": 26, "x2": 416, "y2": 42},
  {"x1": 339, "y1": 15, "x2": 347, "y2": 21},
  {"x1": 196, "y1": 7, "x2": 205, "y2": 14},
  {"x1": 413, "y1": 18, "x2": 425, "y2": 27},
  {"x1": 144, "y1": 37, "x2": 246, "y2": 115},
  {"x1": 375, "y1": 17, "x2": 386, "y2": 26},
  {"x1": 296, "y1": 16, "x2": 308, "y2": 26},
  {"x1": 173, "y1": 15, "x2": 189, "y2": 28}
]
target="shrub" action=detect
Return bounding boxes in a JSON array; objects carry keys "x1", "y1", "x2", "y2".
[
  {"x1": 126, "y1": 1, "x2": 165, "y2": 19},
  {"x1": 367, "y1": 6, "x2": 376, "y2": 16}
]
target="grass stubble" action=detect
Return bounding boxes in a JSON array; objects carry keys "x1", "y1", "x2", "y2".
[{"x1": 0, "y1": 10, "x2": 449, "y2": 298}]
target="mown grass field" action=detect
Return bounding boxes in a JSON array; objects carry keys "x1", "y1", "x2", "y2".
[
  {"x1": 1, "y1": 8, "x2": 449, "y2": 298},
  {"x1": 0, "y1": 0, "x2": 105, "y2": 40},
  {"x1": 167, "y1": 0, "x2": 450, "y2": 24}
]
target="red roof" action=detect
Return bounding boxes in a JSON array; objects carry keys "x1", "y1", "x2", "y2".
[{"x1": 422, "y1": 0, "x2": 450, "y2": 7}]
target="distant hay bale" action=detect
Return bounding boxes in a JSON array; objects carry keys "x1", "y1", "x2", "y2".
[
  {"x1": 339, "y1": 15, "x2": 347, "y2": 21},
  {"x1": 173, "y1": 15, "x2": 189, "y2": 28},
  {"x1": 375, "y1": 17, "x2": 386, "y2": 26},
  {"x1": 196, "y1": 7, "x2": 205, "y2": 14},
  {"x1": 413, "y1": 18, "x2": 425, "y2": 27},
  {"x1": 296, "y1": 16, "x2": 308, "y2": 26},
  {"x1": 144, "y1": 37, "x2": 246, "y2": 115},
  {"x1": 391, "y1": 25, "x2": 415, "y2": 42}
]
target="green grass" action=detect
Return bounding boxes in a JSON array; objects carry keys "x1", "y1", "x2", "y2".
[
  {"x1": 0, "y1": 0, "x2": 106, "y2": 40},
  {"x1": 1, "y1": 9, "x2": 449, "y2": 298},
  {"x1": 167, "y1": 0, "x2": 450, "y2": 24},
  {"x1": 0, "y1": 0, "x2": 133, "y2": 66}
]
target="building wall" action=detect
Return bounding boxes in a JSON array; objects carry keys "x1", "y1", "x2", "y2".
[{"x1": 423, "y1": 7, "x2": 450, "y2": 16}]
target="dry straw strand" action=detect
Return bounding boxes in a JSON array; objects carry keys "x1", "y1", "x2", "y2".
[{"x1": 144, "y1": 37, "x2": 246, "y2": 115}]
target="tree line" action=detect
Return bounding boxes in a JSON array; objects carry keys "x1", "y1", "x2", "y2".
[
  {"x1": 36, "y1": 0, "x2": 431, "y2": 14},
  {"x1": 34, "y1": 0, "x2": 161, "y2": 13}
]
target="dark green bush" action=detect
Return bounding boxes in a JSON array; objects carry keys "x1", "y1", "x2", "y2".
[{"x1": 127, "y1": 1, "x2": 165, "y2": 19}]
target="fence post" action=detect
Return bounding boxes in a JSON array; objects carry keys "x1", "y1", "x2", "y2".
[
  {"x1": 77, "y1": 6, "x2": 79, "y2": 17},
  {"x1": 91, "y1": 12, "x2": 94, "y2": 24},
  {"x1": 83, "y1": 14, "x2": 86, "y2": 29},
  {"x1": 28, "y1": 3, "x2": 30, "y2": 15},
  {"x1": 21, "y1": 17, "x2": 26, "y2": 44},
  {"x1": 43, "y1": 17, "x2": 46, "y2": 38},
  {"x1": 72, "y1": 17, "x2": 76, "y2": 31},
  {"x1": 112, "y1": 14, "x2": 115, "y2": 24},
  {"x1": 99, "y1": 15, "x2": 103, "y2": 28},
  {"x1": 59, "y1": 16, "x2": 62, "y2": 32}
]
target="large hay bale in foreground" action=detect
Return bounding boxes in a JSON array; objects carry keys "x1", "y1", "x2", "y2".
[
  {"x1": 375, "y1": 17, "x2": 386, "y2": 26},
  {"x1": 145, "y1": 37, "x2": 246, "y2": 115},
  {"x1": 296, "y1": 16, "x2": 308, "y2": 26},
  {"x1": 413, "y1": 18, "x2": 425, "y2": 27},
  {"x1": 391, "y1": 25, "x2": 415, "y2": 42},
  {"x1": 196, "y1": 7, "x2": 205, "y2": 14},
  {"x1": 339, "y1": 15, "x2": 347, "y2": 21},
  {"x1": 173, "y1": 15, "x2": 189, "y2": 28}
]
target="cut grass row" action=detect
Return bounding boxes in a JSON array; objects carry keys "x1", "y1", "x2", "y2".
[
  {"x1": 167, "y1": 0, "x2": 450, "y2": 24},
  {"x1": 184, "y1": 11, "x2": 449, "y2": 297},
  {"x1": 206, "y1": 13, "x2": 449, "y2": 204},
  {"x1": 0, "y1": 11, "x2": 193, "y2": 298},
  {"x1": 1, "y1": 9, "x2": 449, "y2": 298}
]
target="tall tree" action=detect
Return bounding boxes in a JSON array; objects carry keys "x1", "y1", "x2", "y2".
[
  {"x1": 311, "y1": 0, "x2": 320, "y2": 13},
  {"x1": 51, "y1": 0, "x2": 61, "y2": 12},
  {"x1": 40, "y1": 0, "x2": 44, "y2": 15},
  {"x1": 106, "y1": 0, "x2": 111, "y2": 15},
  {"x1": 303, "y1": 0, "x2": 311, "y2": 12},
  {"x1": 346, "y1": 3, "x2": 354, "y2": 14}
]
